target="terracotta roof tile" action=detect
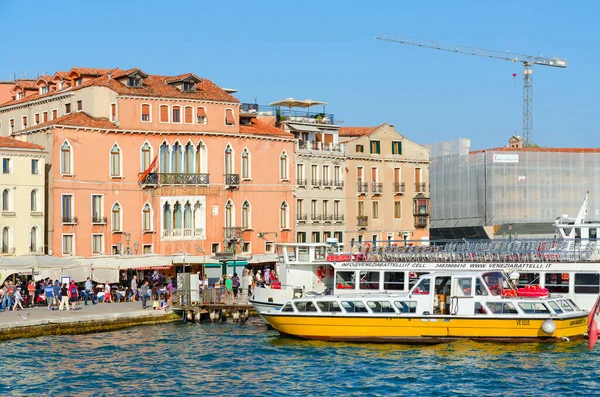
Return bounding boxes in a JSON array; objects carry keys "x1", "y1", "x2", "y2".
[
  {"x1": 68, "y1": 67, "x2": 112, "y2": 77},
  {"x1": 12, "y1": 80, "x2": 37, "y2": 91},
  {"x1": 52, "y1": 71, "x2": 68, "y2": 80},
  {"x1": 35, "y1": 75, "x2": 53, "y2": 85},
  {"x1": 239, "y1": 117, "x2": 293, "y2": 138},
  {"x1": 17, "y1": 112, "x2": 115, "y2": 133},
  {"x1": 339, "y1": 124, "x2": 382, "y2": 137},
  {"x1": 165, "y1": 73, "x2": 201, "y2": 83},
  {"x1": 0, "y1": 136, "x2": 44, "y2": 150}
]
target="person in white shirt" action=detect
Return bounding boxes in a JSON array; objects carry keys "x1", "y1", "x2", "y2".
[{"x1": 248, "y1": 270, "x2": 254, "y2": 296}]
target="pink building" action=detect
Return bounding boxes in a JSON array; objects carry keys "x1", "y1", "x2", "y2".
[{"x1": 0, "y1": 67, "x2": 296, "y2": 264}]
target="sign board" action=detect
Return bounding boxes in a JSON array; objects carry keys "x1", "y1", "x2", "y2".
[{"x1": 493, "y1": 154, "x2": 519, "y2": 163}]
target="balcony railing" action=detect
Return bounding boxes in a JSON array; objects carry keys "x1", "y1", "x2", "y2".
[
  {"x1": 372, "y1": 182, "x2": 383, "y2": 195},
  {"x1": 415, "y1": 216, "x2": 428, "y2": 228},
  {"x1": 296, "y1": 214, "x2": 307, "y2": 222},
  {"x1": 322, "y1": 179, "x2": 333, "y2": 188},
  {"x1": 334, "y1": 214, "x2": 345, "y2": 223},
  {"x1": 224, "y1": 226, "x2": 244, "y2": 240},
  {"x1": 311, "y1": 214, "x2": 322, "y2": 222},
  {"x1": 29, "y1": 246, "x2": 44, "y2": 254},
  {"x1": 162, "y1": 228, "x2": 204, "y2": 239},
  {"x1": 140, "y1": 172, "x2": 210, "y2": 186},
  {"x1": 225, "y1": 174, "x2": 240, "y2": 187},
  {"x1": 311, "y1": 179, "x2": 322, "y2": 187},
  {"x1": 394, "y1": 182, "x2": 406, "y2": 194},
  {"x1": 297, "y1": 179, "x2": 307, "y2": 187},
  {"x1": 334, "y1": 180, "x2": 344, "y2": 189},
  {"x1": 62, "y1": 215, "x2": 78, "y2": 224},
  {"x1": 323, "y1": 214, "x2": 333, "y2": 223},
  {"x1": 415, "y1": 183, "x2": 426, "y2": 193},
  {"x1": 357, "y1": 182, "x2": 368, "y2": 194},
  {"x1": 357, "y1": 215, "x2": 368, "y2": 228},
  {"x1": 296, "y1": 141, "x2": 344, "y2": 153},
  {"x1": 92, "y1": 215, "x2": 107, "y2": 224},
  {"x1": 240, "y1": 103, "x2": 336, "y2": 126},
  {"x1": 0, "y1": 246, "x2": 15, "y2": 255}
]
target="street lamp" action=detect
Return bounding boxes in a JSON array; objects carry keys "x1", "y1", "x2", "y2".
[{"x1": 134, "y1": 242, "x2": 139, "y2": 254}]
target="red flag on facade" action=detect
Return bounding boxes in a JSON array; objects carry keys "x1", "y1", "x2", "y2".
[
  {"x1": 588, "y1": 295, "x2": 600, "y2": 350},
  {"x1": 138, "y1": 155, "x2": 158, "y2": 183}
]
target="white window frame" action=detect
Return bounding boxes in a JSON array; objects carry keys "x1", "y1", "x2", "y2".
[
  {"x1": 142, "y1": 202, "x2": 154, "y2": 232},
  {"x1": 30, "y1": 189, "x2": 40, "y2": 212},
  {"x1": 60, "y1": 140, "x2": 74, "y2": 176},
  {"x1": 196, "y1": 106, "x2": 207, "y2": 125},
  {"x1": 140, "y1": 141, "x2": 154, "y2": 173},
  {"x1": 172, "y1": 105, "x2": 182, "y2": 124},
  {"x1": 140, "y1": 103, "x2": 152, "y2": 123},
  {"x1": 2, "y1": 157, "x2": 12, "y2": 174},
  {"x1": 224, "y1": 107, "x2": 235, "y2": 126},
  {"x1": 61, "y1": 193, "x2": 75, "y2": 222},
  {"x1": 34, "y1": 112, "x2": 40, "y2": 125},
  {"x1": 241, "y1": 200, "x2": 251, "y2": 230},
  {"x1": 109, "y1": 142, "x2": 123, "y2": 178},
  {"x1": 279, "y1": 151, "x2": 289, "y2": 181},
  {"x1": 159, "y1": 104, "x2": 170, "y2": 123},
  {"x1": 91, "y1": 194, "x2": 104, "y2": 223},
  {"x1": 280, "y1": 201, "x2": 290, "y2": 230},
  {"x1": 142, "y1": 244, "x2": 154, "y2": 254},
  {"x1": 241, "y1": 147, "x2": 251, "y2": 180},
  {"x1": 2, "y1": 188, "x2": 13, "y2": 211},
  {"x1": 91, "y1": 233, "x2": 104, "y2": 255},
  {"x1": 111, "y1": 201, "x2": 123, "y2": 233},
  {"x1": 183, "y1": 105, "x2": 194, "y2": 124},
  {"x1": 62, "y1": 233, "x2": 75, "y2": 256}
]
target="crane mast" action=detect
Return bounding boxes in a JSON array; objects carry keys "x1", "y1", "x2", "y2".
[{"x1": 376, "y1": 33, "x2": 567, "y2": 147}]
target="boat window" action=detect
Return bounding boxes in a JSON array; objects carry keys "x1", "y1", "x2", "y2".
[
  {"x1": 341, "y1": 301, "x2": 368, "y2": 313},
  {"x1": 475, "y1": 278, "x2": 489, "y2": 295},
  {"x1": 548, "y1": 301, "x2": 564, "y2": 314},
  {"x1": 545, "y1": 273, "x2": 570, "y2": 293},
  {"x1": 482, "y1": 272, "x2": 506, "y2": 295},
  {"x1": 486, "y1": 302, "x2": 518, "y2": 314},
  {"x1": 317, "y1": 301, "x2": 342, "y2": 312},
  {"x1": 298, "y1": 246, "x2": 309, "y2": 262},
  {"x1": 359, "y1": 271, "x2": 380, "y2": 290},
  {"x1": 281, "y1": 302, "x2": 294, "y2": 312},
  {"x1": 336, "y1": 271, "x2": 355, "y2": 290},
  {"x1": 567, "y1": 299, "x2": 581, "y2": 311},
  {"x1": 409, "y1": 272, "x2": 428, "y2": 289},
  {"x1": 305, "y1": 302, "x2": 318, "y2": 312},
  {"x1": 286, "y1": 247, "x2": 296, "y2": 262},
  {"x1": 474, "y1": 302, "x2": 487, "y2": 315},
  {"x1": 574, "y1": 273, "x2": 600, "y2": 294},
  {"x1": 516, "y1": 272, "x2": 540, "y2": 288},
  {"x1": 518, "y1": 302, "x2": 551, "y2": 314},
  {"x1": 455, "y1": 277, "x2": 472, "y2": 297},
  {"x1": 394, "y1": 301, "x2": 417, "y2": 313},
  {"x1": 384, "y1": 271, "x2": 405, "y2": 290},
  {"x1": 277, "y1": 246, "x2": 285, "y2": 263},
  {"x1": 412, "y1": 278, "x2": 430, "y2": 295},
  {"x1": 293, "y1": 301, "x2": 307, "y2": 311},
  {"x1": 367, "y1": 301, "x2": 396, "y2": 313},
  {"x1": 314, "y1": 246, "x2": 326, "y2": 261}
]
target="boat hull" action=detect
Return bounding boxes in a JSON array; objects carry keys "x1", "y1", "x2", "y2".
[{"x1": 260, "y1": 313, "x2": 588, "y2": 342}]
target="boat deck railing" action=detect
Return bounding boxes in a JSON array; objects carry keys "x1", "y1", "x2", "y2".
[{"x1": 364, "y1": 239, "x2": 599, "y2": 263}]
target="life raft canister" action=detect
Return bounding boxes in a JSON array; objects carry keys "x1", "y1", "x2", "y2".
[{"x1": 316, "y1": 265, "x2": 327, "y2": 280}]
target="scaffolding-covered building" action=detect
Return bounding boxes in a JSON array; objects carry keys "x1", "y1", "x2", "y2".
[{"x1": 428, "y1": 137, "x2": 600, "y2": 239}]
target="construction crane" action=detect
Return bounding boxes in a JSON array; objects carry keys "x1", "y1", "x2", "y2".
[{"x1": 376, "y1": 33, "x2": 568, "y2": 147}]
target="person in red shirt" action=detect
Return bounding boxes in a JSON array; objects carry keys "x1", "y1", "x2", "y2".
[{"x1": 27, "y1": 280, "x2": 35, "y2": 307}]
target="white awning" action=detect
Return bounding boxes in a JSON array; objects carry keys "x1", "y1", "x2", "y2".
[{"x1": 288, "y1": 123, "x2": 320, "y2": 132}]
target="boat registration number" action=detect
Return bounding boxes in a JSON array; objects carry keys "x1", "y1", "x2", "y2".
[{"x1": 515, "y1": 320, "x2": 530, "y2": 326}]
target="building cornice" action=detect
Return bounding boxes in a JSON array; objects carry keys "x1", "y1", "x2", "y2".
[
  {"x1": 116, "y1": 95, "x2": 240, "y2": 107},
  {"x1": 0, "y1": 92, "x2": 74, "y2": 113},
  {"x1": 345, "y1": 155, "x2": 431, "y2": 164}
]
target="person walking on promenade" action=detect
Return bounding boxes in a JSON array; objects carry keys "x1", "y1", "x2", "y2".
[
  {"x1": 84, "y1": 277, "x2": 96, "y2": 305},
  {"x1": 27, "y1": 280, "x2": 35, "y2": 307},
  {"x1": 44, "y1": 282, "x2": 55, "y2": 310},
  {"x1": 69, "y1": 280, "x2": 79, "y2": 311},
  {"x1": 248, "y1": 270, "x2": 254, "y2": 297},
  {"x1": 53, "y1": 280, "x2": 60, "y2": 306},
  {"x1": 140, "y1": 281, "x2": 149, "y2": 309},
  {"x1": 131, "y1": 275, "x2": 138, "y2": 301},
  {"x1": 232, "y1": 273, "x2": 240, "y2": 300},
  {"x1": 6, "y1": 281, "x2": 15, "y2": 310},
  {"x1": 59, "y1": 283, "x2": 69, "y2": 311},
  {"x1": 104, "y1": 282, "x2": 112, "y2": 303},
  {"x1": 225, "y1": 274, "x2": 233, "y2": 304},
  {"x1": 1, "y1": 281, "x2": 8, "y2": 311},
  {"x1": 12, "y1": 287, "x2": 24, "y2": 311}
]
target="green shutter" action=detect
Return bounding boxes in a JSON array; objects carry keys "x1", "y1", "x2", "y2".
[
  {"x1": 376, "y1": 141, "x2": 380, "y2": 154},
  {"x1": 399, "y1": 141, "x2": 402, "y2": 155}
]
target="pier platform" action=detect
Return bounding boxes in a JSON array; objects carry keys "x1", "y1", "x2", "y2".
[{"x1": 0, "y1": 302, "x2": 178, "y2": 341}]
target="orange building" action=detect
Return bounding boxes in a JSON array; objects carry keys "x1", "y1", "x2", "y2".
[{"x1": 0, "y1": 67, "x2": 296, "y2": 263}]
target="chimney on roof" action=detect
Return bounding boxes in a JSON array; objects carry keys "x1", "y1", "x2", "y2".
[{"x1": 107, "y1": 72, "x2": 112, "y2": 79}]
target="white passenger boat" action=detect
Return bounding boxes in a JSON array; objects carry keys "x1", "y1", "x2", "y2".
[
  {"x1": 260, "y1": 270, "x2": 589, "y2": 343},
  {"x1": 250, "y1": 194, "x2": 600, "y2": 315}
]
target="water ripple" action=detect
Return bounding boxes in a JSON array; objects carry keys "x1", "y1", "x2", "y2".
[{"x1": 0, "y1": 319, "x2": 598, "y2": 396}]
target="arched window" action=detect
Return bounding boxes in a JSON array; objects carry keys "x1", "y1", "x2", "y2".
[
  {"x1": 159, "y1": 142, "x2": 169, "y2": 173},
  {"x1": 280, "y1": 151, "x2": 288, "y2": 180},
  {"x1": 2, "y1": 189, "x2": 10, "y2": 211},
  {"x1": 111, "y1": 203, "x2": 122, "y2": 232},
  {"x1": 225, "y1": 200, "x2": 233, "y2": 228},
  {"x1": 224, "y1": 144, "x2": 233, "y2": 175},
  {"x1": 163, "y1": 202, "x2": 172, "y2": 230},
  {"x1": 142, "y1": 203, "x2": 152, "y2": 231},
  {"x1": 1, "y1": 226, "x2": 10, "y2": 253},
  {"x1": 30, "y1": 189, "x2": 38, "y2": 211},
  {"x1": 241, "y1": 201, "x2": 251, "y2": 229},
  {"x1": 173, "y1": 201, "x2": 182, "y2": 229},
  {"x1": 280, "y1": 201, "x2": 289, "y2": 229},
  {"x1": 185, "y1": 142, "x2": 195, "y2": 173},
  {"x1": 241, "y1": 148, "x2": 250, "y2": 179},
  {"x1": 196, "y1": 141, "x2": 207, "y2": 174},
  {"x1": 60, "y1": 141, "x2": 72, "y2": 174},
  {"x1": 171, "y1": 142, "x2": 182, "y2": 173},
  {"x1": 140, "y1": 142, "x2": 152, "y2": 172},
  {"x1": 30, "y1": 226, "x2": 38, "y2": 252},
  {"x1": 184, "y1": 202, "x2": 192, "y2": 229},
  {"x1": 110, "y1": 144, "x2": 121, "y2": 177}
]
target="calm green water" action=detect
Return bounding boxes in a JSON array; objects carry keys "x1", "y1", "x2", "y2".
[{"x1": 0, "y1": 318, "x2": 598, "y2": 396}]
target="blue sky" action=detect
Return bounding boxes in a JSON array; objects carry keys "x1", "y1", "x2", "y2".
[{"x1": 0, "y1": 0, "x2": 597, "y2": 150}]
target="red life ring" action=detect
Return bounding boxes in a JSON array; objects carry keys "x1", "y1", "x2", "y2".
[
  {"x1": 316, "y1": 266, "x2": 326, "y2": 280},
  {"x1": 328, "y1": 266, "x2": 334, "y2": 278},
  {"x1": 363, "y1": 242, "x2": 372, "y2": 253}
]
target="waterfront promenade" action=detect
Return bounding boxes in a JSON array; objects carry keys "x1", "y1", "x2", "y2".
[{"x1": 0, "y1": 302, "x2": 178, "y2": 341}]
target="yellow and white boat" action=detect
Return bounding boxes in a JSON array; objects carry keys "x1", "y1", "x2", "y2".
[{"x1": 260, "y1": 270, "x2": 589, "y2": 342}]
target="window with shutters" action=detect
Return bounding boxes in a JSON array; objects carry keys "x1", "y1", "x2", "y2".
[
  {"x1": 22, "y1": 116, "x2": 28, "y2": 128},
  {"x1": 110, "y1": 144, "x2": 121, "y2": 177},
  {"x1": 196, "y1": 107, "x2": 207, "y2": 124},
  {"x1": 370, "y1": 140, "x2": 380, "y2": 154},
  {"x1": 160, "y1": 105, "x2": 169, "y2": 123},
  {"x1": 110, "y1": 103, "x2": 116, "y2": 121},
  {"x1": 34, "y1": 113, "x2": 40, "y2": 125},
  {"x1": 172, "y1": 106, "x2": 181, "y2": 123},
  {"x1": 184, "y1": 106, "x2": 193, "y2": 124},
  {"x1": 356, "y1": 144, "x2": 364, "y2": 153},
  {"x1": 392, "y1": 141, "x2": 402, "y2": 155},
  {"x1": 394, "y1": 201, "x2": 402, "y2": 218},
  {"x1": 225, "y1": 108, "x2": 235, "y2": 126},
  {"x1": 52, "y1": 110, "x2": 57, "y2": 120},
  {"x1": 65, "y1": 103, "x2": 71, "y2": 114},
  {"x1": 60, "y1": 141, "x2": 73, "y2": 175},
  {"x1": 9, "y1": 119, "x2": 14, "y2": 133},
  {"x1": 43, "y1": 112, "x2": 48, "y2": 123},
  {"x1": 77, "y1": 100, "x2": 82, "y2": 111},
  {"x1": 141, "y1": 104, "x2": 151, "y2": 122}
]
